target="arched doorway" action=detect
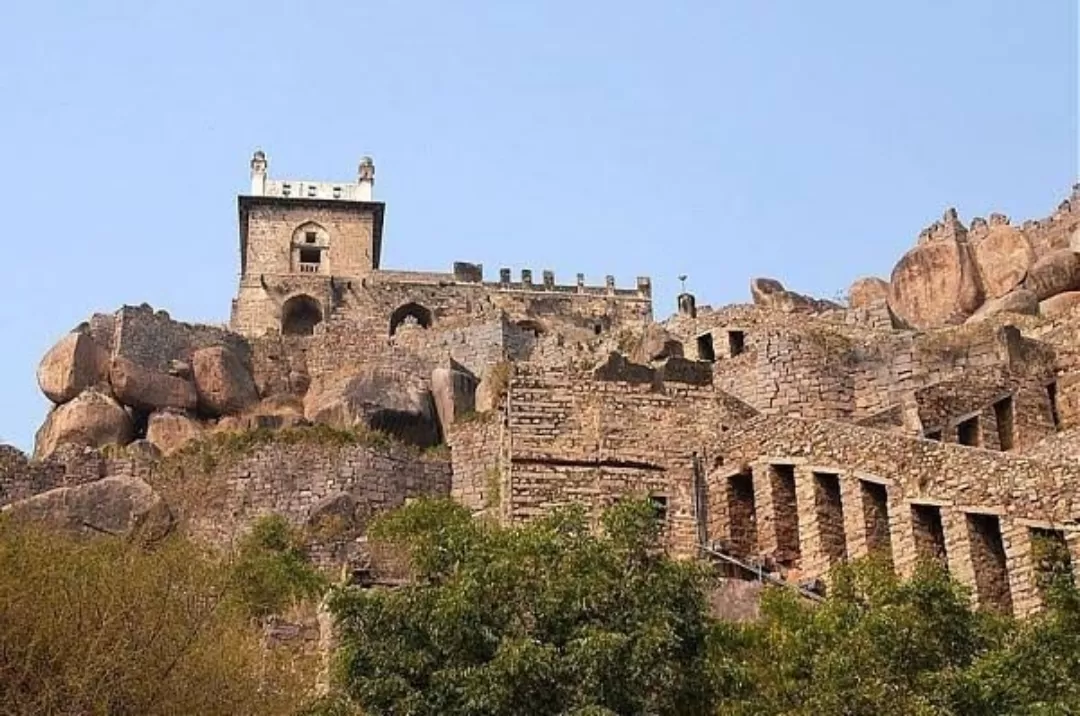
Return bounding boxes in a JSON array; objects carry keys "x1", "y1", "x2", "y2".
[
  {"x1": 281, "y1": 294, "x2": 323, "y2": 336},
  {"x1": 389, "y1": 302, "x2": 433, "y2": 336}
]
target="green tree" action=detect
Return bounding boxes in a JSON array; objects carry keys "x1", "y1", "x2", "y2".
[
  {"x1": 324, "y1": 498, "x2": 718, "y2": 716},
  {"x1": 230, "y1": 513, "x2": 329, "y2": 618}
]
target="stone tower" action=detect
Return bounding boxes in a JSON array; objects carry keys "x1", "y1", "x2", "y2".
[{"x1": 230, "y1": 151, "x2": 385, "y2": 336}]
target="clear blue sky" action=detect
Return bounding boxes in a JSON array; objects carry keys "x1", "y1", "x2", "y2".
[{"x1": 1, "y1": 1, "x2": 1076, "y2": 450}]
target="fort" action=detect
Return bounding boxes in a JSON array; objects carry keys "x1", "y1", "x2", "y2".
[{"x1": 7, "y1": 151, "x2": 1080, "y2": 619}]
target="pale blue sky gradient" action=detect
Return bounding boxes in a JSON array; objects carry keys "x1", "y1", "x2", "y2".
[{"x1": 1, "y1": 1, "x2": 1077, "y2": 449}]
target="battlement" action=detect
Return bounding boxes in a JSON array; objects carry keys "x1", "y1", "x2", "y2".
[
  {"x1": 247, "y1": 150, "x2": 376, "y2": 202},
  {"x1": 368, "y1": 264, "x2": 651, "y2": 300}
]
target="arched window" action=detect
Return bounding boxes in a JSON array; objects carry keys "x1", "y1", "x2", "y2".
[
  {"x1": 281, "y1": 294, "x2": 323, "y2": 336},
  {"x1": 389, "y1": 302, "x2": 433, "y2": 336},
  {"x1": 291, "y1": 222, "x2": 330, "y2": 274}
]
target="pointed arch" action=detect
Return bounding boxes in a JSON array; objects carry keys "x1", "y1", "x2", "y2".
[
  {"x1": 281, "y1": 294, "x2": 323, "y2": 336},
  {"x1": 389, "y1": 302, "x2": 433, "y2": 336}
]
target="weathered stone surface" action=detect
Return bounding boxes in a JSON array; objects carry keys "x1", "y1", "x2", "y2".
[
  {"x1": 750, "y1": 278, "x2": 839, "y2": 313},
  {"x1": 631, "y1": 323, "x2": 684, "y2": 364},
  {"x1": 307, "y1": 491, "x2": 357, "y2": 530},
  {"x1": 888, "y1": 238, "x2": 984, "y2": 328},
  {"x1": 191, "y1": 345, "x2": 259, "y2": 416},
  {"x1": 304, "y1": 368, "x2": 438, "y2": 447},
  {"x1": 966, "y1": 289, "x2": 1039, "y2": 324},
  {"x1": 36, "y1": 332, "x2": 109, "y2": 405},
  {"x1": 2, "y1": 476, "x2": 173, "y2": 542},
  {"x1": 1022, "y1": 249, "x2": 1080, "y2": 301},
  {"x1": 146, "y1": 410, "x2": 204, "y2": 455},
  {"x1": 431, "y1": 366, "x2": 478, "y2": 437},
  {"x1": 973, "y1": 225, "x2": 1036, "y2": 299},
  {"x1": 109, "y1": 356, "x2": 198, "y2": 413},
  {"x1": 1040, "y1": 291, "x2": 1080, "y2": 319},
  {"x1": 847, "y1": 277, "x2": 889, "y2": 309},
  {"x1": 34, "y1": 389, "x2": 133, "y2": 460},
  {"x1": 475, "y1": 363, "x2": 510, "y2": 413}
]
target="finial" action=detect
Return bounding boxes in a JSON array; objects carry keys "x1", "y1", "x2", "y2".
[
  {"x1": 678, "y1": 274, "x2": 688, "y2": 293},
  {"x1": 358, "y1": 156, "x2": 375, "y2": 182}
]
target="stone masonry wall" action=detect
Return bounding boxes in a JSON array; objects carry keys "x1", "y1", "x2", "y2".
[{"x1": 711, "y1": 415, "x2": 1080, "y2": 616}]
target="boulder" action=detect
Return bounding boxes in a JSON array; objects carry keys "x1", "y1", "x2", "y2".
[
  {"x1": 965, "y1": 288, "x2": 1039, "y2": 324},
  {"x1": 1022, "y1": 249, "x2": 1080, "y2": 301},
  {"x1": 307, "y1": 492, "x2": 358, "y2": 533},
  {"x1": 34, "y1": 388, "x2": 134, "y2": 460},
  {"x1": 2, "y1": 476, "x2": 173, "y2": 542},
  {"x1": 431, "y1": 366, "x2": 478, "y2": 437},
  {"x1": 109, "y1": 356, "x2": 197, "y2": 413},
  {"x1": 226, "y1": 396, "x2": 309, "y2": 432},
  {"x1": 475, "y1": 363, "x2": 511, "y2": 413},
  {"x1": 631, "y1": 323, "x2": 684, "y2": 364},
  {"x1": 191, "y1": 345, "x2": 259, "y2": 417},
  {"x1": 36, "y1": 331, "x2": 109, "y2": 405},
  {"x1": 888, "y1": 237, "x2": 984, "y2": 329},
  {"x1": 146, "y1": 410, "x2": 204, "y2": 455},
  {"x1": 973, "y1": 225, "x2": 1036, "y2": 299},
  {"x1": 304, "y1": 368, "x2": 438, "y2": 447},
  {"x1": 1040, "y1": 291, "x2": 1080, "y2": 319},
  {"x1": 847, "y1": 277, "x2": 890, "y2": 309},
  {"x1": 750, "y1": 277, "x2": 840, "y2": 313}
]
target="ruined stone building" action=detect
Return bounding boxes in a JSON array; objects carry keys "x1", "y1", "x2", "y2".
[{"x1": 8, "y1": 151, "x2": 1080, "y2": 619}]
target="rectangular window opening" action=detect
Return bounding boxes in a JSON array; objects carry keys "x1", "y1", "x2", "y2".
[
  {"x1": 770, "y1": 464, "x2": 801, "y2": 566},
  {"x1": 813, "y1": 471, "x2": 847, "y2": 565},
  {"x1": 859, "y1": 480, "x2": 892, "y2": 565},
  {"x1": 957, "y1": 416, "x2": 980, "y2": 447},
  {"x1": 910, "y1": 503, "x2": 948, "y2": 569},
  {"x1": 726, "y1": 470, "x2": 757, "y2": 558},
  {"x1": 299, "y1": 247, "x2": 321, "y2": 265},
  {"x1": 649, "y1": 495, "x2": 668, "y2": 524},
  {"x1": 993, "y1": 396, "x2": 1015, "y2": 451},
  {"x1": 1030, "y1": 527, "x2": 1074, "y2": 597},
  {"x1": 966, "y1": 513, "x2": 1013, "y2": 615},
  {"x1": 305, "y1": 231, "x2": 318, "y2": 244},
  {"x1": 728, "y1": 330, "x2": 746, "y2": 357},
  {"x1": 696, "y1": 333, "x2": 716, "y2": 362},
  {"x1": 1048, "y1": 382, "x2": 1062, "y2": 430}
]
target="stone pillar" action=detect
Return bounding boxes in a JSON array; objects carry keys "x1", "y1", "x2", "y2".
[
  {"x1": 250, "y1": 150, "x2": 267, "y2": 195},
  {"x1": 521, "y1": 269, "x2": 533, "y2": 287},
  {"x1": 942, "y1": 506, "x2": 977, "y2": 603},
  {"x1": 499, "y1": 268, "x2": 511, "y2": 285},
  {"x1": 841, "y1": 474, "x2": 869, "y2": 562},
  {"x1": 751, "y1": 461, "x2": 779, "y2": 557},
  {"x1": 794, "y1": 465, "x2": 828, "y2": 578},
  {"x1": 605, "y1": 275, "x2": 615, "y2": 295},
  {"x1": 542, "y1": 270, "x2": 555, "y2": 289},
  {"x1": 889, "y1": 495, "x2": 918, "y2": 579},
  {"x1": 678, "y1": 292, "x2": 697, "y2": 318},
  {"x1": 1003, "y1": 519, "x2": 1039, "y2": 617},
  {"x1": 636, "y1": 276, "x2": 652, "y2": 297},
  {"x1": 357, "y1": 156, "x2": 375, "y2": 201}
]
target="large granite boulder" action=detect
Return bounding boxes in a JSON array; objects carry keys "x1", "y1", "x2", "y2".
[
  {"x1": 1040, "y1": 291, "x2": 1080, "y2": 319},
  {"x1": 2, "y1": 476, "x2": 173, "y2": 542},
  {"x1": 304, "y1": 368, "x2": 438, "y2": 447},
  {"x1": 146, "y1": 410, "x2": 204, "y2": 455},
  {"x1": 191, "y1": 345, "x2": 259, "y2": 417},
  {"x1": 965, "y1": 288, "x2": 1039, "y2": 324},
  {"x1": 847, "y1": 277, "x2": 890, "y2": 309},
  {"x1": 1022, "y1": 249, "x2": 1080, "y2": 301},
  {"x1": 475, "y1": 363, "x2": 511, "y2": 413},
  {"x1": 109, "y1": 356, "x2": 197, "y2": 413},
  {"x1": 431, "y1": 366, "x2": 478, "y2": 437},
  {"x1": 973, "y1": 225, "x2": 1036, "y2": 299},
  {"x1": 888, "y1": 237, "x2": 984, "y2": 329},
  {"x1": 34, "y1": 388, "x2": 133, "y2": 460},
  {"x1": 37, "y1": 331, "x2": 109, "y2": 405},
  {"x1": 750, "y1": 278, "x2": 840, "y2": 313},
  {"x1": 631, "y1": 323, "x2": 684, "y2": 364}
]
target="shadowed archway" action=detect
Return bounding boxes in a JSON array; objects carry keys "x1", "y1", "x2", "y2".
[
  {"x1": 281, "y1": 294, "x2": 323, "y2": 336},
  {"x1": 389, "y1": 302, "x2": 433, "y2": 336}
]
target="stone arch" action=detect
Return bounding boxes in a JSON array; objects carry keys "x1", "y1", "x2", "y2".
[
  {"x1": 281, "y1": 294, "x2": 323, "y2": 336},
  {"x1": 291, "y1": 221, "x2": 330, "y2": 273},
  {"x1": 389, "y1": 302, "x2": 433, "y2": 336}
]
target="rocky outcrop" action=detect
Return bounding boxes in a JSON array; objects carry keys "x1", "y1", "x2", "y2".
[
  {"x1": 146, "y1": 410, "x2": 204, "y2": 455},
  {"x1": 1040, "y1": 291, "x2": 1080, "y2": 319},
  {"x1": 34, "y1": 389, "x2": 134, "y2": 460},
  {"x1": 430, "y1": 366, "x2": 478, "y2": 438},
  {"x1": 1022, "y1": 249, "x2": 1080, "y2": 301},
  {"x1": 847, "y1": 277, "x2": 889, "y2": 309},
  {"x1": 304, "y1": 368, "x2": 438, "y2": 447},
  {"x1": 36, "y1": 331, "x2": 110, "y2": 405},
  {"x1": 750, "y1": 278, "x2": 839, "y2": 314},
  {"x1": 631, "y1": 323, "x2": 684, "y2": 364},
  {"x1": 973, "y1": 225, "x2": 1035, "y2": 299},
  {"x1": 191, "y1": 345, "x2": 259, "y2": 417},
  {"x1": 888, "y1": 231, "x2": 984, "y2": 329},
  {"x1": 965, "y1": 288, "x2": 1039, "y2": 324},
  {"x1": 109, "y1": 356, "x2": 198, "y2": 413},
  {"x1": 475, "y1": 363, "x2": 511, "y2": 413},
  {"x1": 2, "y1": 476, "x2": 173, "y2": 542}
]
